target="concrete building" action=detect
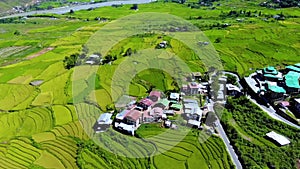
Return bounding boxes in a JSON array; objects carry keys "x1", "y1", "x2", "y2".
[
  {"x1": 284, "y1": 71, "x2": 300, "y2": 94},
  {"x1": 93, "y1": 113, "x2": 113, "y2": 133},
  {"x1": 265, "y1": 83, "x2": 286, "y2": 101},
  {"x1": 188, "y1": 82, "x2": 200, "y2": 95}
]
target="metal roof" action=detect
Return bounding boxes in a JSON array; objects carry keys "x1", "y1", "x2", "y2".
[
  {"x1": 267, "y1": 83, "x2": 286, "y2": 93},
  {"x1": 285, "y1": 71, "x2": 300, "y2": 89},
  {"x1": 263, "y1": 66, "x2": 278, "y2": 75},
  {"x1": 266, "y1": 131, "x2": 290, "y2": 146},
  {"x1": 171, "y1": 104, "x2": 182, "y2": 110},
  {"x1": 156, "y1": 98, "x2": 170, "y2": 106},
  {"x1": 286, "y1": 65, "x2": 300, "y2": 73}
]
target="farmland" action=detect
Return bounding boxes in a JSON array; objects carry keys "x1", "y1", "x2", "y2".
[{"x1": 0, "y1": 0, "x2": 299, "y2": 169}]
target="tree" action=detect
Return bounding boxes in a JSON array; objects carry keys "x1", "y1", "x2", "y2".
[
  {"x1": 205, "y1": 111, "x2": 218, "y2": 126},
  {"x1": 123, "y1": 48, "x2": 133, "y2": 56},
  {"x1": 130, "y1": 4, "x2": 138, "y2": 10},
  {"x1": 226, "y1": 74, "x2": 238, "y2": 85},
  {"x1": 214, "y1": 37, "x2": 222, "y2": 43},
  {"x1": 63, "y1": 53, "x2": 79, "y2": 69}
]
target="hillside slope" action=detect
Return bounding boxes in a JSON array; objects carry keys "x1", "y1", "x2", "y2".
[{"x1": 0, "y1": 0, "x2": 34, "y2": 13}]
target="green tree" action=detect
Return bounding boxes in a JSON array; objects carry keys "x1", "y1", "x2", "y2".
[{"x1": 63, "y1": 53, "x2": 79, "y2": 69}]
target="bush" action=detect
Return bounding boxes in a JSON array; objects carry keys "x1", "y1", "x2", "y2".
[{"x1": 63, "y1": 53, "x2": 79, "y2": 69}]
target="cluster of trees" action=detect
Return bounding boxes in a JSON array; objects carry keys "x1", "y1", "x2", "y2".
[
  {"x1": 260, "y1": 0, "x2": 300, "y2": 8},
  {"x1": 225, "y1": 74, "x2": 238, "y2": 85},
  {"x1": 220, "y1": 10, "x2": 288, "y2": 20},
  {"x1": 220, "y1": 10, "x2": 263, "y2": 18},
  {"x1": 219, "y1": 96, "x2": 300, "y2": 169},
  {"x1": 0, "y1": 17, "x2": 26, "y2": 24},
  {"x1": 63, "y1": 53, "x2": 79, "y2": 69}
]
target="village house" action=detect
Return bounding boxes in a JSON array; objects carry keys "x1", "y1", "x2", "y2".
[
  {"x1": 188, "y1": 82, "x2": 200, "y2": 95},
  {"x1": 158, "y1": 41, "x2": 168, "y2": 48},
  {"x1": 265, "y1": 82, "x2": 286, "y2": 102},
  {"x1": 149, "y1": 107, "x2": 164, "y2": 121},
  {"x1": 169, "y1": 93, "x2": 180, "y2": 102},
  {"x1": 191, "y1": 72, "x2": 202, "y2": 81},
  {"x1": 164, "y1": 110, "x2": 175, "y2": 116},
  {"x1": 181, "y1": 84, "x2": 188, "y2": 94},
  {"x1": 85, "y1": 54, "x2": 101, "y2": 65},
  {"x1": 257, "y1": 66, "x2": 283, "y2": 82},
  {"x1": 183, "y1": 99, "x2": 202, "y2": 120},
  {"x1": 93, "y1": 113, "x2": 113, "y2": 133},
  {"x1": 124, "y1": 109, "x2": 142, "y2": 127},
  {"x1": 149, "y1": 91, "x2": 161, "y2": 102},
  {"x1": 226, "y1": 84, "x2": 242, "y2": 96},
  {"x1": 284, "y1": 71, "x2": 300, "y2": 94},
  {"x1": 136, "y1": 98, "x2": 153, "y2": 111},
  {"x1": 29, "y1": 80, "x2": 44, "y2": 86},
  {"x1": 153, "y1": 98, "x2": 170, "y2": 109},
  {"x1": 115, "y1": 109, "x2": 130, "y2": 121},
  {"x1": 170, "y1": 103, "x2": 183, "y2": 111}
]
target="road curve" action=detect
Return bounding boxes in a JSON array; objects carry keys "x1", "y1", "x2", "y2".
[{"x1": 0, "y1": 0, "x2": 155, "y2": 19}]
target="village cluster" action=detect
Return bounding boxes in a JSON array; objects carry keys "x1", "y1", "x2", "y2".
[{"x1": 92, "y1": 71, "x2": 239, "y2": 135}]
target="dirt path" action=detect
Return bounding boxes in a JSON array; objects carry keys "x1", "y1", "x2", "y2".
[{"x1": 27, "y1": 47, "x2": 54, "y2": 60}]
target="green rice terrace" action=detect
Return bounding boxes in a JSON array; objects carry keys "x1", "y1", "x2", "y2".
[{"x1": 0, "y1": 0, "x2": 299, "y2": 169}]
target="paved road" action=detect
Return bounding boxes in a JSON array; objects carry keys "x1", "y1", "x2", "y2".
[
  {"x1": 207, "y1": 101, "x2": 243, "y2": 169},
  {"x1": 0, "y1": 0, "x2": 155, "y2": 19},
  {"x1": 247, "y1": 95, "x2": 300, "y2": 129},
  {"x1": 215, "y1": 120, "x2": 243, "y2": 169}
]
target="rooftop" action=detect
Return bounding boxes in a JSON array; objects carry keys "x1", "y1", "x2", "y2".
[
  {"x1": 268, "y1": 83, "x2": 286, "y2": 93},
  {"x1": 149, "y1": 91, "x2": 161, "y2": 98},
  {"x1": 30, "y1": 80, "x2": 44, "y2": 86},
  {"x1": 266, "y1": 131, "x2": 290, "y2": 146},
  {"x1": 170, "y1": 103, "x2": 183, "y2": 110},
  {"x1": 97, "y1": 113, "x2": 112, "y2": 124},
  {"x1": 285, "y1": 71, "x2": 300, "y2": 89},
  {"x1": 188, "y1": 119, "x2": 201, "y2": 127},
  {"x1": 150, "y1": 107, "x2": 163, "y2": 116},
  {"x1": 295, "y1": 98, "x2": 300, "y2": 104},
  {"x1": 170, "y1": 93, "x2": 180, "y2": 100},
  {"x1": 125, "y1": 110, "x2": 142, "y2": 121},
  {"x1": 139, "y1": 98, "x2": 153, "y2": 106},
  {"x1": 286, "y1": 65, "x2": 300, "y2": 73},
  {"x1": 294, "y1": 63, "x2": 300, "y2": 68},
  {"x1": 189, "y1": 82, "x2": 200, "y2": 89},
  {"x1": 154, "y1": 98, "x2": 170, "y2": 107},
  {"x1": 116, "y1": 109, "x2": 130, "y2": 120},
  {"x1": 226, "y1": 84, "x2": 241, "y2": 92},
  {"x1": 263, "y1": 66, "x2": 278, "y2": 75}
]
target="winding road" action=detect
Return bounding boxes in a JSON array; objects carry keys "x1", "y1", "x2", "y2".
[{"x1": 0, "y1": 0, "x2": 155, "y2": 19}]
